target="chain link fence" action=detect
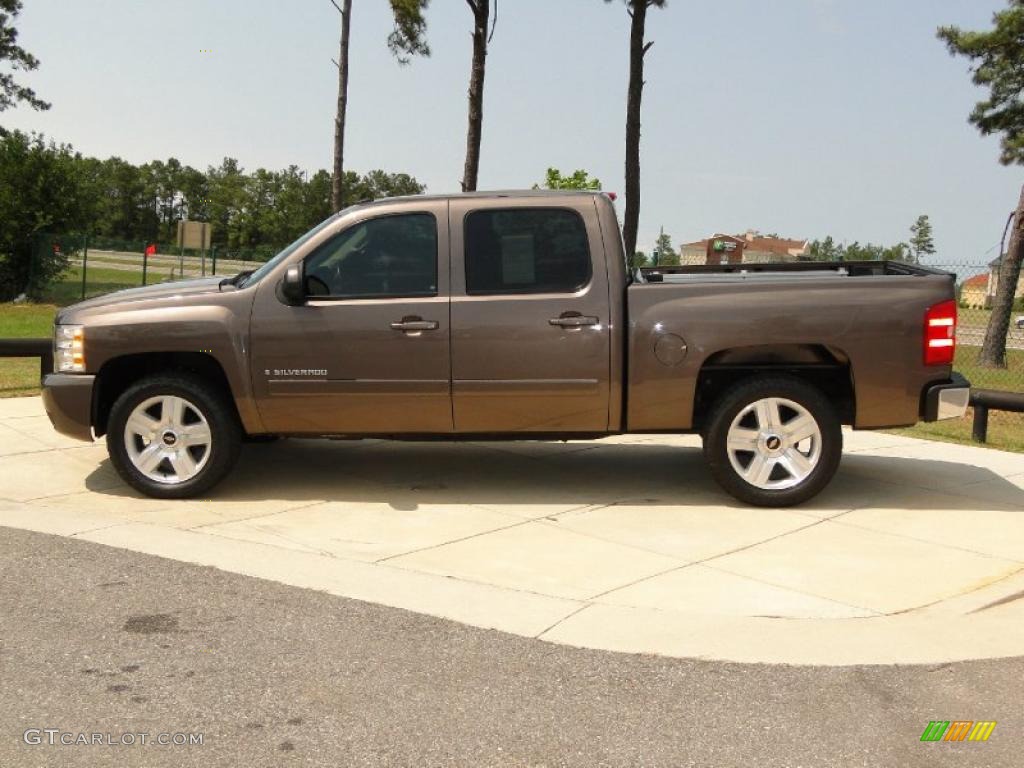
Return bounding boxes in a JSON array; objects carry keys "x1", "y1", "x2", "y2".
[
  {"x1": 919, "y1": 255, "x2": 1023, "y2": 449},
  {"x1": 29, "y1": 233, "x2": 280, "y2": 304}
]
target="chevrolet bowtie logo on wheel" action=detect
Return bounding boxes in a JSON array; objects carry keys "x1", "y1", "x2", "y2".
[{"x1": 920, "y1": 721, "x2": 997, "y2": 742}]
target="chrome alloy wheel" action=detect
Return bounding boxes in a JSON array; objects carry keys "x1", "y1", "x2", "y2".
[
  {"x1": 725, "y1": 397, "x2": 822, "y2": 491},
  {"x1": 123, "y1": 395, "x2": 212, "y2": 484}
]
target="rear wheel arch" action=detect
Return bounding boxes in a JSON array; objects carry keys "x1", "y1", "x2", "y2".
[
  {"x1": 692, "y1": 344, "x2": 855, "y2": 434},
  {"x1": 93, "y1": 352, "x2": 240, "y2": 437}
]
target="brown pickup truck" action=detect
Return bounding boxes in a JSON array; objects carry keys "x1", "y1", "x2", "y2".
[{"x1": 42, "y1": 191, "x2": 969, "y2": 506}]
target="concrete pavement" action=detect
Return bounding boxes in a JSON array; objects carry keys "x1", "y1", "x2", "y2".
[{"x1": 1, "y1": 395, "x2": 1023, "y2": 666}]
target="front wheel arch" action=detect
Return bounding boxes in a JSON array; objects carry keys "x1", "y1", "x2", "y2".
[{"x1": 93, "y1": 352, "x2": 239, "y2": 437}]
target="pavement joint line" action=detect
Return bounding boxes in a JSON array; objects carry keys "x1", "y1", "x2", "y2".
[
  {"x1": 525, "y1": 515, "x2": 706, "y2": 571},
  {"x1": 697, "y1": 562, "x2": 885, "y2": 616},
  {"x1": 21, "y1": 481, "x2": 125, "y2": 503},
  {"x1": 703, "y1": 561, "x2": 886, "y2": 617},
  {"x1": 887, "y1": 565, "x2": 1024, "y2": 617},
  {"x1": 582, "y1": 512, "x2": 861, "y2": 604},
  {"x1": 189, "y1": 499, "x2": 330, "y2": 531},
  {"x1": 462, "y1": 500, "x2": 607, "y2": 523},
  {"x1": 0, "y1": 445, "x2": 54, "y2": 458},
  {"x1": 590, "y1": 558, "x2": 883, "y2": 617},
  {"x1": 953, "y1": 473, "x2": 1024, "y2": 493},
  {"x1": 533, "y1": 603, "x2": 592, "y2": 640},
  {"x1": 376, "y1": 555, "x2": 599, "y2": 604},
  {"x1": 970, "y1": 582, "x2": 1024, "y2": 613},
  {"x1": 67, "y1": 521, "x2": 137, "y2": 538},
  {"x1": 201, "y1": 526, "x2": 337, "y2": 557},
  {"x1": 827, "y1": 516, "x2": 1024, "y2": 566},
  {"x1": 372, "y1": 516, "x2": 536, "y2": 564}
]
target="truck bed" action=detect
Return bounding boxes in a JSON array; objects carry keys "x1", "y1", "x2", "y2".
[{"x1": 625, "y1": 260, "x2": 957, "y2": 432}]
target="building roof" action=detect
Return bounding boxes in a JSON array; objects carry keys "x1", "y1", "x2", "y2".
[
  {"x1": 680, "y1": 233, "x2": 808, "y2": 255},
  {"x1": 745, "y1": 236, "x2": 808, "y2": 255},
  {"x1": 962, "y1": 274, "x2": 989, "y2": 288}
]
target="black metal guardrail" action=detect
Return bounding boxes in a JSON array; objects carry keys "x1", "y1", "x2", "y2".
[
  {"x1": 0, "y1": 338, "x2": 52, "y2": 381},
  {"x1": 971, "y1": 389, "x2": 1024, "y2": 444}
]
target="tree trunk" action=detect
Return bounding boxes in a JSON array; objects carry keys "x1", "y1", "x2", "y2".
[
  {"x1": 462, "y1": 0, "x2": 489, "y2": 192},
  {"x1": 331, "y1": 0, "x2": 352, "y2": 213},
  {"x1": 623, "y1": 1, "x2": 650, "y2": 260},
  {"x1": 978, "y1": 184, "x2": 1024, "y2": 368}
]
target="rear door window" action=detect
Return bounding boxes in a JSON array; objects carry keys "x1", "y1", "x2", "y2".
[{"x1": 464, "y1": 208, "x2": 591, "y2": 295}]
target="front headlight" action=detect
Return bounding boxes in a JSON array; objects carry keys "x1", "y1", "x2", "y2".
[{"x1": 55, "y1": 325, "x2": 86, "y2": 373}]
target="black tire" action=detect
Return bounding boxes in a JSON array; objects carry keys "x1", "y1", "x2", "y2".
[
  {"x1": 702, "y1": 375, "x2": 842, "y2": 507},
  {"x1": 106, "y1": 373, "x2": 242, "y2": 499}
]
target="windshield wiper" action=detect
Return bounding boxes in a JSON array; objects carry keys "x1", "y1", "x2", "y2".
[{"x1": 219, "y1": 270, "x2": 254, "y2": 291}]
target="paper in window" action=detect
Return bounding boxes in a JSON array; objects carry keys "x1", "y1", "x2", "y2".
[{"x1": 501, "y1": 234, "x2": 535, "y2": 285}]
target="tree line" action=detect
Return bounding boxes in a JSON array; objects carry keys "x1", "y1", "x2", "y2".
[{"x1": 0, "y1": 129, "x2": 423, "y2": 299}]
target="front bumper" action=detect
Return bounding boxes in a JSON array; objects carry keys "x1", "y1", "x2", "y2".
[
  {"x1": 921, "y1": 372, "x2": 970, "y2": 422},
  {"x1": 41, "y1": 373, "x2": 95, "y2": 442}
]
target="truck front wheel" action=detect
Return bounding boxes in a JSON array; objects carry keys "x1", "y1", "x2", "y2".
[
  {"x1": 702, "y1": 376, "x2": 842, "y2": 507},
  {"x1": 106, "y1": 374, "x2": 242, "y2": 499}
]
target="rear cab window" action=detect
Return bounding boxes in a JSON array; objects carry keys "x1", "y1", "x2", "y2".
[{"x1": 464, "y1": 208, "x2": 591, "y2": 295}]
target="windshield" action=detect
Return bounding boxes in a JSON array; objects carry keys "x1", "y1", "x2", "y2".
[{"x1": 240, "y1": 214, "x2": 340, "y2": 287}]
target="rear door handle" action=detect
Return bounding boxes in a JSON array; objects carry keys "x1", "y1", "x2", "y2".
[
  {"x1": 390, "y1": 319, "x2": 439, "y2": 331},
  {"x1": 549, "y1": 315, "x2": 599, "y2": 328}
]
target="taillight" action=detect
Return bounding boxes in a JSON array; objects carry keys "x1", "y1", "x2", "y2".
[{"x1": 924, "y1": 300, "x2": 956, "y2": 366}]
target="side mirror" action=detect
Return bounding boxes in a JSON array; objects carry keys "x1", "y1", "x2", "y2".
[{"x1": 278, "y1": 263, "x2": 306, "y2": 305}]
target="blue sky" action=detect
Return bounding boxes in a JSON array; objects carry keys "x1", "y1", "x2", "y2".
[{"x1": 4, "y1": 0, "x2": 1020, "y2": 264}]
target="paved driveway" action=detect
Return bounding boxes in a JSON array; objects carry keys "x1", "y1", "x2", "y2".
[{"x1": 2, "y1": 396, "x2": 1023, "y2": 666}]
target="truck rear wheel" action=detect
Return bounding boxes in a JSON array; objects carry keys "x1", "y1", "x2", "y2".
[
  {"x1": 702, "y1": 376, "x2": 842, "y2": 507},
  {"x1": 106, "y1": 373, "x2": 242, "y2": 499}
]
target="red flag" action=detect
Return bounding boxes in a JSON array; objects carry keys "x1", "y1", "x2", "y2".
[{"x1": 145, "y1": 243, "x2": 157, "y2": 257}]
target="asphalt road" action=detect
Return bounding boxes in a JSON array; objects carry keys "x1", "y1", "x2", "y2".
[{"x1": 1, "y1": 526, "x2": 1020, "y2": 768}]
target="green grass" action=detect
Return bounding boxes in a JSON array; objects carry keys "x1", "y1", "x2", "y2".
[
  {"x1": 890, "y1": 345, "x2": 1024, "y2": 453},
  {"x1": 891, "y1": 410, "x2": 1024, "y2": 453},
  {"x1": 950, "y1": 346, "x2": 1024, "y2": 393},
  {"x1": 37, "y1": 265, "x2": 177, "y2": 306},
  {"x1": 0, "y1": 303, "x2": 57, "y2": 397}
]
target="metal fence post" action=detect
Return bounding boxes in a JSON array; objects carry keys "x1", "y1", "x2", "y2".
[
  {"x1": 972, "y1": 405, "x2": 989, "y2": 444},
  {"x1": 142, "y1": 244, "x2": 148, "y2": 286},
  {"x1": 211, "y1": 246, "x2": 217, "y2": 275},
  {"x1": 80, "y1": 236, "x2": 88, "y2": 301}
]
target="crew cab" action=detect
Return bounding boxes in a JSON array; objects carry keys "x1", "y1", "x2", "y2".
[{"x1": 42, "y1": 191, "x2": 969, "y2": 506}]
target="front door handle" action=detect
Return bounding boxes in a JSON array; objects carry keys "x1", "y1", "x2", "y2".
[
  {"x1": 549, "y1": 314, "x2": 599, "y2": 328},
  {"x1": 390, "y1": 318, "x2": 439, "y2": 332}
]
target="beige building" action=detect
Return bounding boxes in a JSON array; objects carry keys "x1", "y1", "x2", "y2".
[
  {"x1": 959, "y1": 274, "x2": 989, "y2": 309},
  {"x1": 985, "y1": 256, "x2": 1024, "y2": 306},
  {"x1": 679, "y1": 230, "x2": 810, "y2": 266}
]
